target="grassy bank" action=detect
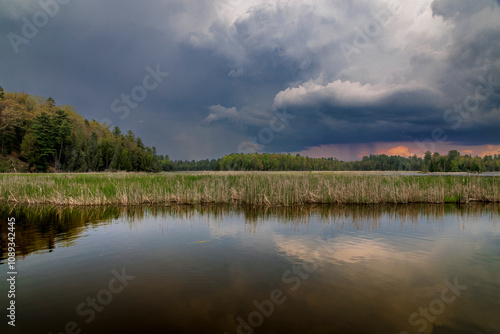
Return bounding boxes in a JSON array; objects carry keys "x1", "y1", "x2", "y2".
[{"x1": 0, "y1": 172, "x2": 498, "y2": 206}]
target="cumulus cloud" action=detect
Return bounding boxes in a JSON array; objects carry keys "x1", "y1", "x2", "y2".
[
  {"x1": 195, "y1": 0, "x2": 499, "y2": 153},
  {"x1": 205, "y1": 105, "x2": 240, "y2": 123},
  {"x1": 272, "y1": 79, "x2": 442, "y2": 109},
  {"x1": 205, "y1": 104, "x2": 271, "y2": 126}
]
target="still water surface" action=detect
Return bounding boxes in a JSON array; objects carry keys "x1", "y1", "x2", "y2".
[{"x1": 1, "y1": 204, "x2": 499, "y2": 334}]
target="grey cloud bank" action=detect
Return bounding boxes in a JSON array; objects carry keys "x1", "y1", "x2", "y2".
[{"x1": 1, "y1": 0, "x2": 499, "y2": 159}]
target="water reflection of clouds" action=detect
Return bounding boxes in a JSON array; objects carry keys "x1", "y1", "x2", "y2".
[
  {"x1": 276, "y1": 236, "x2": 397, "y2": 264},
  {"x1": 271, "y1": 221, "x2": 500, "y2": 334}
]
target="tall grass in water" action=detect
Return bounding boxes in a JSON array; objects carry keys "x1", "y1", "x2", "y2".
[{"x1": 0, "y1": 172, "x2": 498, "y2": 206}]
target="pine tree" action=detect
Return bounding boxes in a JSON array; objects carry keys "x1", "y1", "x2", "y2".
[
  {"x1": 112, "y1": 126, "x2": 122, "y2": 138},
  {"x1": 85, "y1": 132, "x2": 100, "y2": 171},
  {"x1": 52, "y1": 110, "x2": 73, "y2": 171},
  {"x1": 31, "y1": 112, "x2": 56, "y2": 171},
  {"x1": 20, "y1": 132, "x2": 38, "y2": 171},
  {"x1": 46, "y1": 97, "x2": 55, "y2": 107}
]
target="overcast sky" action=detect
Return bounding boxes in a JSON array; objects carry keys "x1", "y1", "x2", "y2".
[{"x1": 1, "y1": 0, "x2": 500, "y2": 160}]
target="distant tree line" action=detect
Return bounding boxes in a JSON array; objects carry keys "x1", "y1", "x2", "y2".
[
  {"x1": 163, "y1": 152, "x2": 500, "y2": 173},
  {"x1": 1, "y1": 86, "x2": 498, "y2": 173}
]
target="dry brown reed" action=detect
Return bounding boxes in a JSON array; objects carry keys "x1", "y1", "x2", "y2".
[{"x1": 0, "y1": 172, "x2": 498, "y2": 206}]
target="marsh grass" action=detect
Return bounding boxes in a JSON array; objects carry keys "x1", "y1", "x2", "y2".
[{"x1": 0, "y1": 172, "x2": 498, "y2": 206}]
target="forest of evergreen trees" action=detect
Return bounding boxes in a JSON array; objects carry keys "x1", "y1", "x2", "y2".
[
  {"x1": 0, "y1": 86, "x2": 159, "y2": 172},
  {"x1": 1, "y1": 86, "x2": 499, "y2": 173}
]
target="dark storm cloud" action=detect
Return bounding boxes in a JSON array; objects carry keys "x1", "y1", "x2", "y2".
[{"x1": 1, "y1": 0, "x2": 499, "y2": 159}]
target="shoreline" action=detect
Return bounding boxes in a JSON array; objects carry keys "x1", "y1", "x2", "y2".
[{"x1": 1, "y1": 200, "x2": 498, "y2": 208}]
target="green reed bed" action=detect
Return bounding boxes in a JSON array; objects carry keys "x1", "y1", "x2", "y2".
[{"x1": 0, "y1": 172, "x2": 498, "y2": 206}]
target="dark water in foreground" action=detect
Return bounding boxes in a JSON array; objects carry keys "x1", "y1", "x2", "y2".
[{"x1": 0, "y1": 204, "x2": 499, "y2": 334}]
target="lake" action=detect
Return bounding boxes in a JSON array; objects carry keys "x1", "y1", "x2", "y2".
[{"x1": 1, "y1": 204, "x2": 499, "y2": 334}]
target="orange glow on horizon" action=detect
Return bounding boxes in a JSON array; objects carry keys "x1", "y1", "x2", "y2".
[
  {"x1": 296, "y1": 143, "x2": 500, "y2": 161},
  {"x1": 375, "y1": 145, "x2": 413, "y2": 157}
]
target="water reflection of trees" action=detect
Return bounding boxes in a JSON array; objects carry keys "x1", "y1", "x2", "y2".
[
  {"x1": 1, "y1": 203, "x2": 498, "y2": 260},
  {"x1": 0, "y1": 205, "x2": 122, "y2": 261}
]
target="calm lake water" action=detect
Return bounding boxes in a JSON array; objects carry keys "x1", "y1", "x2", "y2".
[{"x1": 1, "y1": 204, "x2": 499, "y2": 334}]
